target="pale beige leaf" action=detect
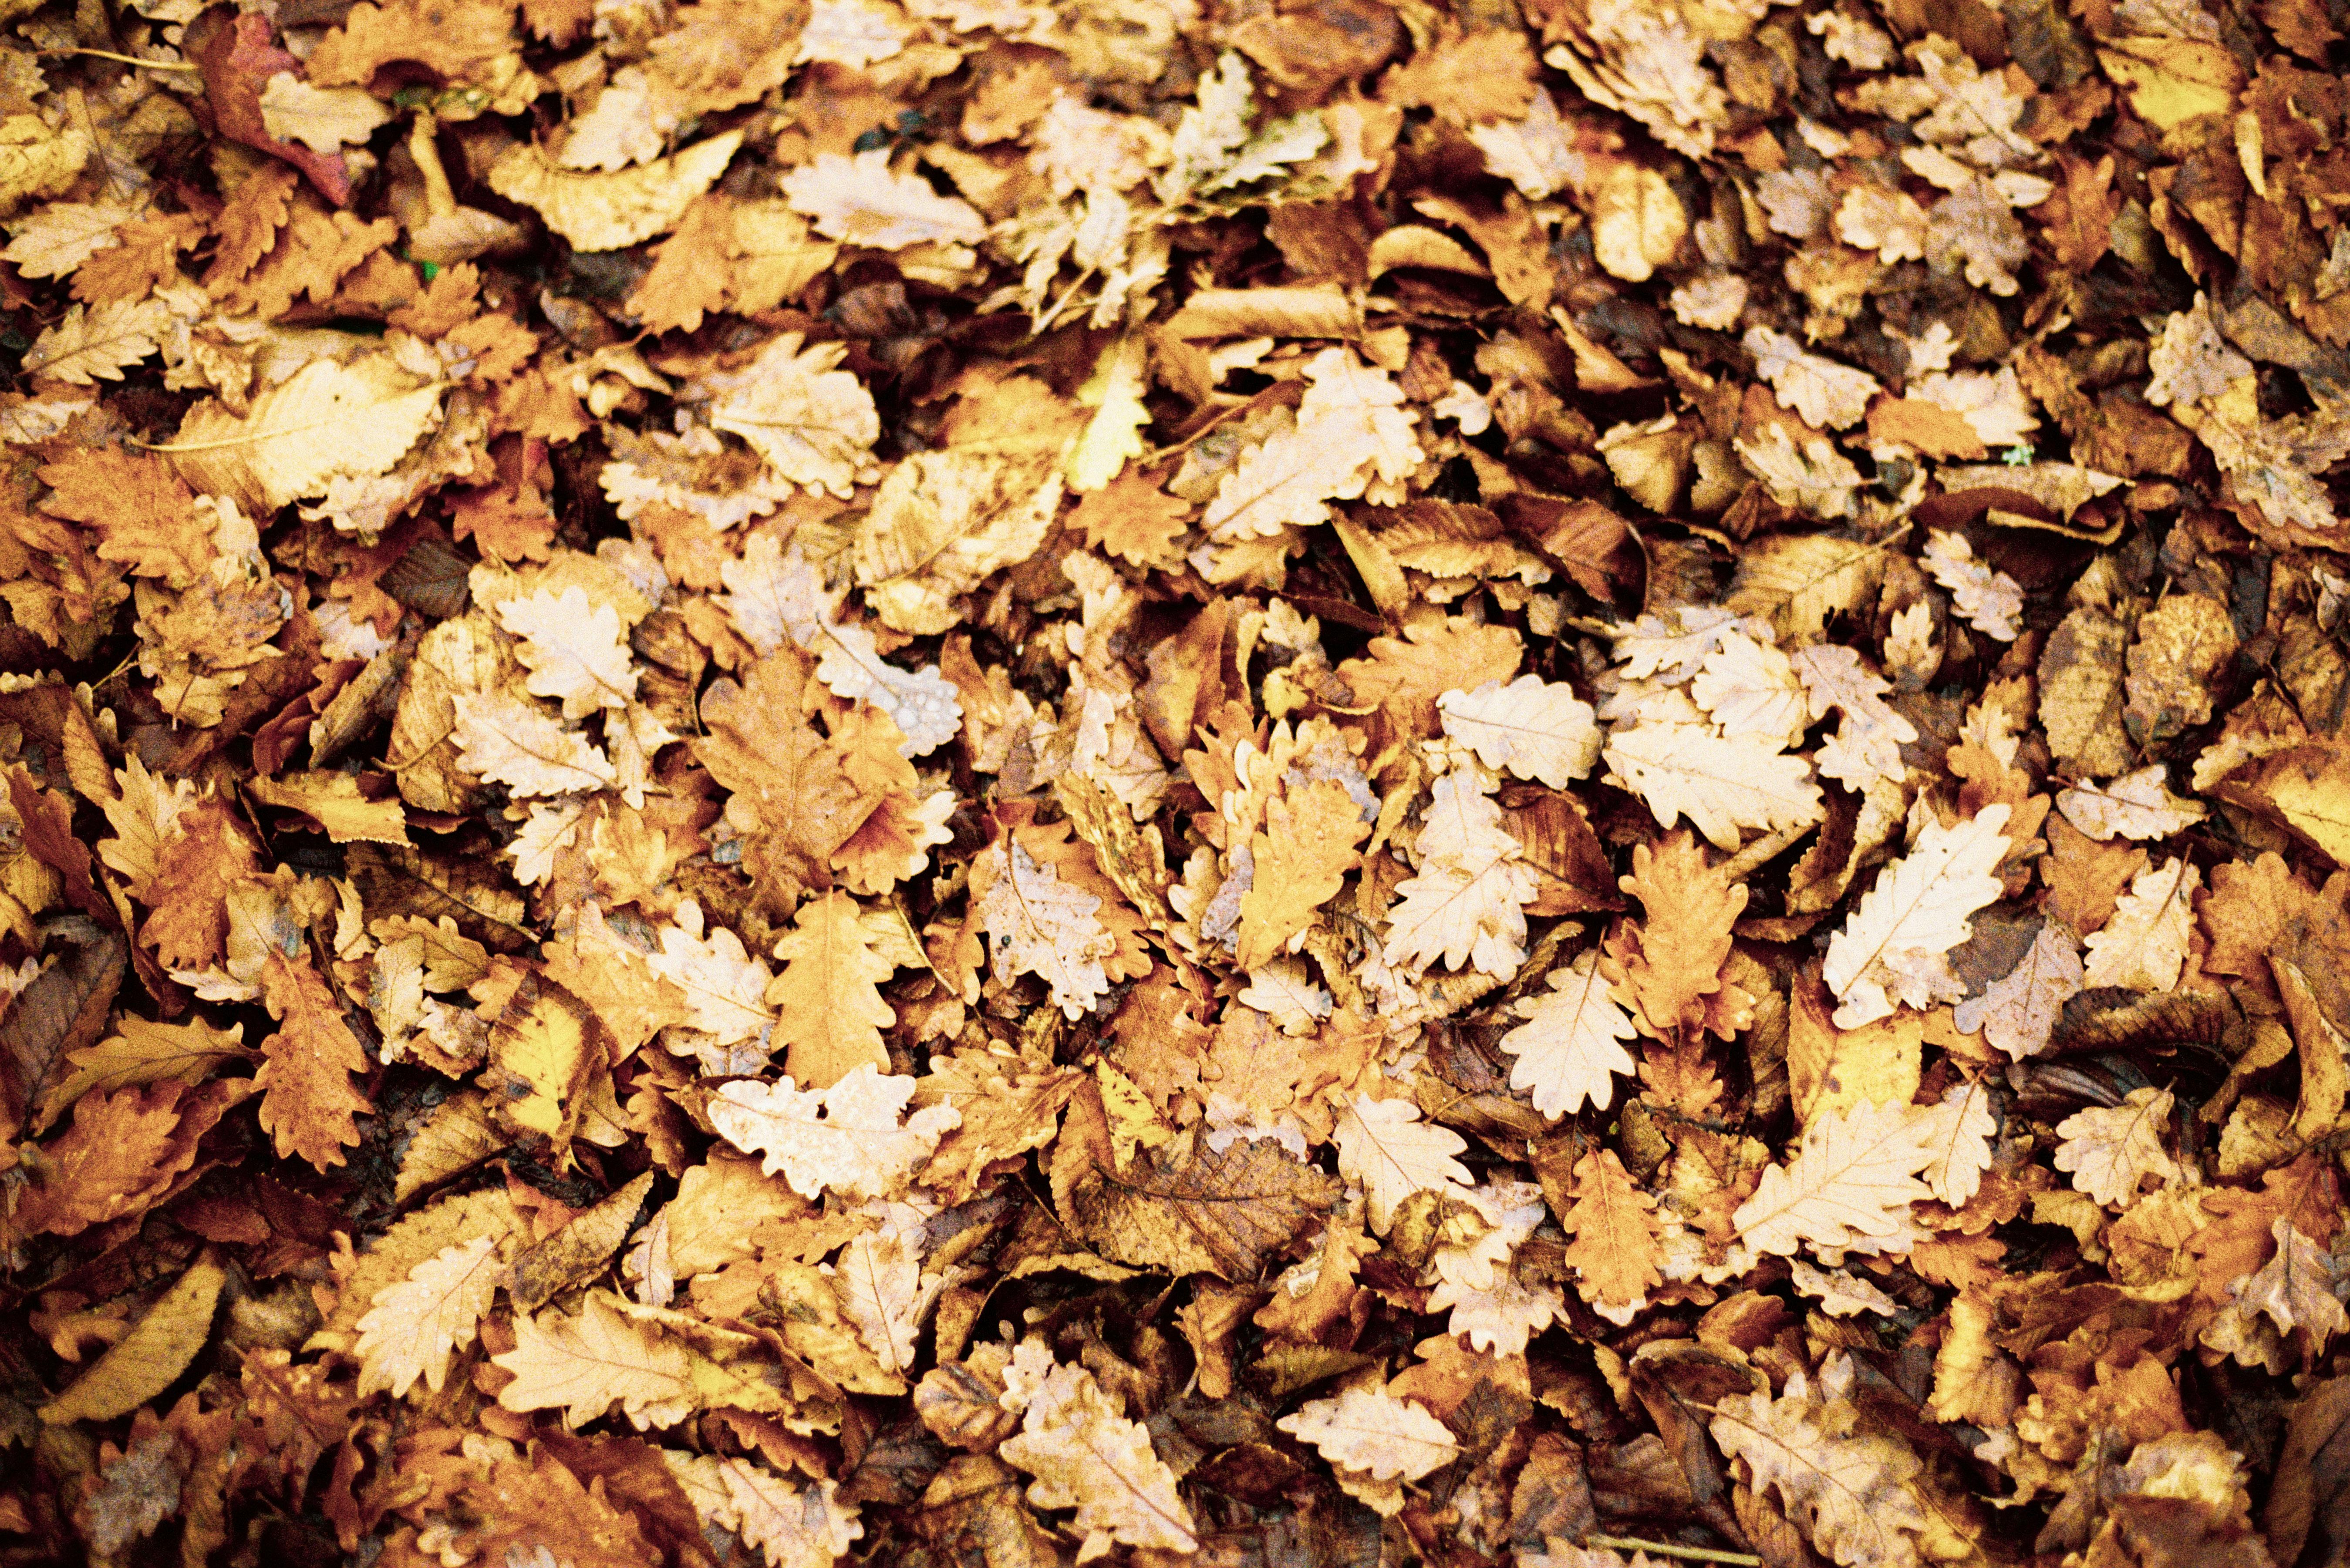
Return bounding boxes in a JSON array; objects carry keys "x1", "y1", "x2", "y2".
[
  {"x1": 1333, "y1": 1094, "x2": 1471, "y2": 1233},
  {"x1": 23, "y1": 298, "x2": 171, "y2": 385},
  {"x1": 1276, "y1": 1387, "x2": 1460, "y2": 1481},
  {"x1": 1710, "y1": 1380, "x2": 1929, "y2": 1568},
  {"x1": 1952, "y1": 919, "x2": 2081, "y2": 1061},
  {"x1": 165, "y1": 354, "x2": 444, "y2": 512},
  {"x1": 719, "y1": 1463, "x2": 866, "y2": 1568},
  {"x1": 781, "y1": 148, "x2": 987, "y2": 250},
  {"x1": 2081, "y1": 858, "x2": 2198, "y2": 992},
  {"x1": 1203, "y1": 349, "x2": 1421, "y2": 542},
  {"x1": 488, "y1": 130, "x2": 744, "y2": 251},
  {"x1": 497, "y1": 586, "x2": 639, "y2": 718},
  {"x1": 1733, "y1": 1099, "x2": 1938, "y2": 1259},
  {"x1": 703, "y1": 333, "x2": 883, "y2": 498},
  {"x1": 1914, "y1": 1080, "x2": 1995, "y2": 1208},
  {"x1": 2053, "y1": 1085, "x2": 2178, "y2": 1206},
  {"x1": 856, "y1": 451, "x2": 1062, "y2": 635},
  {"x1": 354, "y1": 1233, "x2": 502, "y2": 1399},
  {"x1": 1690, "y1": 632, "x2": 1809, "y2": 747},
  {"x1": 492, "y1": 1291, "x2": 701, "y2": 1429},
  {"x1": 1000, "y1": 1359, "x2": 1198, "y2": 1555},
  {"x1": 448, "y1": 690, "x2": 617, "y2": 797},
  {"x1": 709, "y1": 1064, "x2": 961, "y2": 1201},
  {"x1": 2055, "y1": 765, "x2": 2208, "y2": 842},
  {"x1": 1500, "y1": 950, "x2": 1639, "y2": 1118},
  {"x1": 257, "y1": 72, "x2": 394, "y2": 152},
  {"x1": 1381, "y1": 846, "x2": 1536, "y2": 978},
  {"x1": 1589, "y1": 160, "x2": 1685, "y2": 283},
  {"x1": 825, "y1": 1228, "x2": 937, "y2": 1377},
  {"x1": 1921, "y1": 530, "x2": 2024, "y2": 641},
  {"x1": 1823, "y1": 806, "x2": 2012, "y2": 1028},
  {"x1": 1, "y1": 198, "x2": 138, "y2": 279},
  {"x1": 975, "y1": 841, "x2": 1116, "y2": 1018},
  {"x1": 1601, "y1": 718, "x2": 1824, "y2": 851},
  {"x1": 1733, "y1": 426, "x2": 1864, "y2": 520},
  {"x1": 1793, "y1": 643, "x2": 1918, "y2": 792},
  {"x1": 1438, "y1": 675, "x2": 1601, "y2": 787},
  {"x1": 1744, "y1": 326, "x2": 1881, "y2": 431},
  {"x1": 2233, "y1": 1218, "x2": 2347, "y2": 1349}
]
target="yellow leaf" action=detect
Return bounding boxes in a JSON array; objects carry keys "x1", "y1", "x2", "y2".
[
  {"x1": 488, "y1": 130, "x2": 745, "y2": 252},
  {"x1": 41, "y1": 1259, "x2": 226, "y2": 1425},
  {"x1": 2097, "y1": 39, "x2": 2242, "y2": 134},
  {"x1": 248, "y1": 772, "x2": 409, "y2": 846},
  {"x1": 161, "y1": 354, "x2": 445, "y2": 514},
  {"x1": 1588, "y1": 160, "x2": 1685, "y2": 283},
  {"x1": 486, "y1": 987, "x2": 591, "y2": 1138}
]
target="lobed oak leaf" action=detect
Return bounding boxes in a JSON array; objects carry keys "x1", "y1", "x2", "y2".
[
  {"x1": 1822, "y1": 805, "x2": 2012, "y2": 1028},
  {"x1": 710, "y1": 1063, "x2": 961, "y2": 1201},
  {"x1": 1618, "y1": 830, "x2": 1746, "y2": 1037},
  {"x1": 1793, "y1": 643, "x2": 1918, "y2": 793},
  {"x1": 497, "y1": 586, "x2": 640, "y2": 718},
  {"x1": 488, "y1": 131, "x2": 745, "y2": 252},
  {"x1": 353, "y1": 1233, "x2": 502, "y2": 1399},
  {"x1": 2057, "y1": 764, "x2": 2208, "y2": 841},
  {"x1": 855, "y1": 451, "x2": 1062, "y2": 636},
  {"x1": 21, "y1": 298, "x2": 172, "y2": 386},
  {"x1": 976, "y1": 840, "x2": 1116, "y2": 1018},
  {"x1": 2082, "y1": 858, "x2": 2199, "y2": 992},
  {"x1": 1690, "y1": 632, "x2": 1809, "y2": 747},
  {"x1": 1277, "y1": 1386, "x2": 1460, "y2": 1481},
  {"x1": 1920, "y1": 530, "x2": 2025, "y2": 642},
  {"x1": 765, "y1": 891, "x2": 896, "y2": 1089},
  {"x1": 1500, "y1": 950, "x2": 1639, "y2": 1117},
  {"x1": 256, "y1": 74, "x2": 392, "y2": 153},
  {"x1": 255, "y1": 947, "x2": 371, "y2": 1172},
  {"x1": 1952, "y1": 919, "x2": 2083, "y2": 1061},
  {"x1": 1437, "y1": 675, "x2": 1601, "y2": 788},
  {"x1": 825, "y1": 1227, "x2": 944, "y2": 1381},
  {"x1": 449, "y1": 690, "x2": 617, "y2": 797},
  {"x1": 2054, "y1": 1085, "x2": 2181, "y2": 1207},
  {"x1": 1745, "y1": 326, "x2": 1881, "y2": 431},
  {"x1": 1334, "y1": 1093, "x2": 1471, "y2": 1233},
  {"x1": 1235, "y1": 778, "x2": 1369, "y2": 970},
  {"x1": 1203, "y1": 349, "x2": 1421, "y2": 542},
  {"x1": 1709, "y1": 1377, "x2": 1929, "y2": 1568},
  {"x1": 493, "y1": 1291, "x2": 709, "y2": 1430},
  {"x1": 1601, "y1": 717, "x2": 1824, "y2": 851},
  {"x1": 782, "y1": 148, "x2": 987, "y2": 251},
  {"x1": 702, "y1": 333, "x2": 882, "y2": 498},
  {"x1": 1733, "y1": 1099, "x2": 1939, "y2": 1260},
  {"x1": 1559, "y1": 1148, "x2": 1662, "y2": 1315},
  {"x1": 719, "y1": 1462, "x2": 864, "y2": 1568},
  {"x1": 2229, "y1": 1218, "x2": 2347, "y2": 1350},
  {"x1": 0, "y1": 199, "x2": 142, "y2": 280},
  {"x1": 999, "y1": 1359, "x2": 1197, "y2": 1555}
]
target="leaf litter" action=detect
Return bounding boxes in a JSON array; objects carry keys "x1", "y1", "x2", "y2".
[{"x1": 0, "y1": 0, "x2": 2343, "y2": 1563}]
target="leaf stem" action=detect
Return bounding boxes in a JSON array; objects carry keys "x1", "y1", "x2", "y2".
[
  {"x1": 43, "y1": 47, "x2": 199, "y2": 70},
  {"x1": 1583, "y1": 1534, "x2": 1762, "y2": 1566}
]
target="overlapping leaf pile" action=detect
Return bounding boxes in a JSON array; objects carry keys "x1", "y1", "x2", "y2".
[{"x1": 0, "y1": 0, "x2": 2345, "y2": 1561}]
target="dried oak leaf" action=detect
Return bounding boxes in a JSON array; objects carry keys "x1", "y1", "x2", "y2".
[
  {"x1": 1500, "y1": 950, "x2": 1639, "y2": 1118},
  {"x1": 998, "y1": 1359, "x2": 1197, "y2": 1555},
  {"x1": 1060, "y1": 1126, "x2": 1339, "y2": 1280}
]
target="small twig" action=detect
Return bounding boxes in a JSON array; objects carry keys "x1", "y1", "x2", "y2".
[
  {"x1": 1583, "y1": 1535, "x2": 1762, "y2": 1566},
  {"x1": 42, "y1": 47, "x2": 198, "y2": 70}
]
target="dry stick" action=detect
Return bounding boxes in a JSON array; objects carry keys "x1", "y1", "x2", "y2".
[{"x1": 1582, "y1": 1534, "x2": 1763, "y2": 1567}]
